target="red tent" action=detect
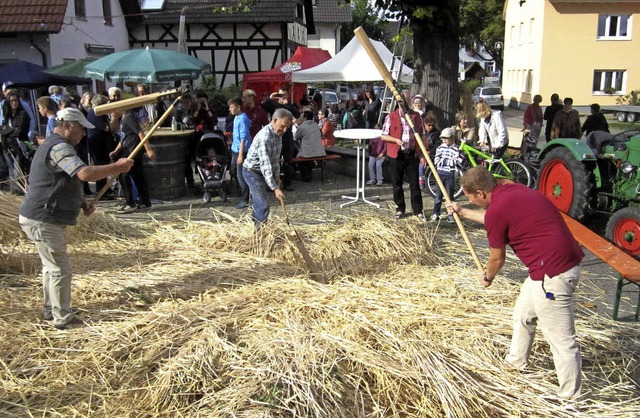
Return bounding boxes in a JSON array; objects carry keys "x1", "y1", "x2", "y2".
[{"x1": 243, "y1": 46, "x2": 332, "y2": 106}]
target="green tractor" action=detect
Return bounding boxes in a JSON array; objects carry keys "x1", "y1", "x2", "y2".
[{"x1": 536, "y1": 130, "x2": 640, "y2": 259}]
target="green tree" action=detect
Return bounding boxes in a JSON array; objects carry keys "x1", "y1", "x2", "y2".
[
  {"x1": 340, "y1": 0, "x2": 390, "y2": 49},
  {"x1": 459, "y1": 0, "x2": 506, "y2": 79}
]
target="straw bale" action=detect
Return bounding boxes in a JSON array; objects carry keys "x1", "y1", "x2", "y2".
[{"x1": 0, "y1": 210, "x2": 639, "y2": 417}]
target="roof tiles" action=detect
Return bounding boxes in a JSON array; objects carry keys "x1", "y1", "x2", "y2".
[
  {"x1": 140, "y1": 0, "x2": 301, "y2": 24},
  {"x1": 313, "y1": 0, "x2": 351, "y2": 23},
  {"x1": 0, "y1": 0, "x2": 67, "y2": 33}
]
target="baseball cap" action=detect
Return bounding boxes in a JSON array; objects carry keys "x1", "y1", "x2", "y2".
[
  {"x1": 56, "y1": 108, "x2": 95, "y2": 129},
  {"x1": 2, "y1": 81, "x2": 14, "y2": 91},
  {"x1": 440, "y1": 127, "x2": 456, "y2": 138}
]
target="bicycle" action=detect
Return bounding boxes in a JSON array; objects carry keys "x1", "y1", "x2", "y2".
[{"x1": 425, "y1": 139, "x2": 535, "y2": 199}]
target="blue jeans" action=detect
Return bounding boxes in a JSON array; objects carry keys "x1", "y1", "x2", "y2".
[
  {"x1": 232, "y1": 151, "x2": 250, "y2": 204},
  {"x1": 368, "y1": 156, "x2": 384, "y2": 183},
  {"x1": 432, "y1": 170, "x2": 455, "y2": 216},
  {"x1": 242, "y1": 168, "x2": 272, "y2": 226}
]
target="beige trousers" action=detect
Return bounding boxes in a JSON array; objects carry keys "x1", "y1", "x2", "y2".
[
  {"x1": 19, "y1": 215, "x2": 75, "y2": 327},
  {"x1": 505, "y1": 266, "x2": 582, "y2": 399}
]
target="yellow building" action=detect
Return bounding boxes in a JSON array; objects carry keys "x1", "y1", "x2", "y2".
[{"x1": 503, "y1": 0, "x2": 640, "y2": 107}]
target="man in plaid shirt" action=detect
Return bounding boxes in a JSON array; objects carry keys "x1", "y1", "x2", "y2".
[{"x1": 242, "y1": 108, "x2": 294, "y2": 226}]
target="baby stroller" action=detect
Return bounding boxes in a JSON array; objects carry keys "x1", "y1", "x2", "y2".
[
  {"x1": 0, "y1": 131, "x2": 33, "y2": 194},
  {"x1": 519, "y1": 129, "x2": 540, "y2": 170},
  {"x1": 196, "y1": 131, "x2": 231, "y2": 202}
]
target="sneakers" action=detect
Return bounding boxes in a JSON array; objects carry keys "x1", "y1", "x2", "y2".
[
  {"x1": 416, "y1": 213, "x2": 425, "y2": 221},
  {"x1": 430, "y1": 214, "x2": 439, "y2": 222},
  {"x1": 137, "y1": 203, "x2": 152, "y2": 212},
  {"x1": 117, "y1": 204, "x2": 137, "y2": 214},
  {"x1": 234, "y1": 201, "x2": 249, "y2": 210},
  {"x1": 54, "y1": 316, "x2": 84, "y2": 330},
  {"x1": 446, "y1": 215, "x2": 455, "y2": 224},
  {"x1": 366, "y1": 180, "x2": 376, "y2": 185},
  {"x1": 376, "y1": 181, "x2": 383, "y2": 186}
]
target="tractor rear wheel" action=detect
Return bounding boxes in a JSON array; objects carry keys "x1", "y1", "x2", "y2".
[
  {"x1": 606, "y1": 207, "x2": 640, "y2": 259},
  {"x1": 537, "y1": 147, "x2": 593, "y2": 220}
]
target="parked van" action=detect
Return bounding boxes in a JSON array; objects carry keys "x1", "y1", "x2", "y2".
[
  {"x1": 317, "y1": 90, "x2": 340, "y2": 107},
  {"x1": 338, "y1": 85, "x2": 351, "y2": 102}
]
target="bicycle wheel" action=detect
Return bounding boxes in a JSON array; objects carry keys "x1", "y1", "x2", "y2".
[
  {"x1": 494, "y1": 158, "x2": 534, "y2": 188},
  {"x1": 426, "y1": 167, "x2": 464, "y2": 199}
]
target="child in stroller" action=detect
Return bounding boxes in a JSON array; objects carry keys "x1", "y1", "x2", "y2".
[
  {"x1": 196, "y1": 131, "x2": 230, "y2": 202},
  {"x1": 202, "y1": 148, "x2": 223, "y2": 181}
]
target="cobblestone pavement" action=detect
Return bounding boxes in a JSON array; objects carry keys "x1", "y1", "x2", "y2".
[{"x1": 101, "y1": 169, "x2": 397, "y2": 224}]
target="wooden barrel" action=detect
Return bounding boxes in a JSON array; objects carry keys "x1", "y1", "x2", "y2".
[{"x1": 143, "y1": 128, "x2": 192, "y2": 200}]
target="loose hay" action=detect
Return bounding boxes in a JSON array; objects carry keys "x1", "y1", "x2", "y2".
[{"x1": 0, "y1": 200, "x2": 638, "y2": 417}]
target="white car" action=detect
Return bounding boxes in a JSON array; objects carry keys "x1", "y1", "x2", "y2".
[
  {"x1": 318, "y1": 90, "x2": 340, "y2": 106},
  {"x1": 338, "y1": 85, "x2": 351, "y2": 102},
  {"x1": 472, "y1": 86, "x2": 504, "y2": 110}
]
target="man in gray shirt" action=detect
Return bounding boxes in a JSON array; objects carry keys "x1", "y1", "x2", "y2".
[{"x1": 19, "y1": 108, "x2": 132, "y2": 330}]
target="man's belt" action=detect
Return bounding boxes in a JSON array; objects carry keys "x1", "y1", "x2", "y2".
[{"x1": 244, "y1": 166, "x2": 261, "y2": 174}]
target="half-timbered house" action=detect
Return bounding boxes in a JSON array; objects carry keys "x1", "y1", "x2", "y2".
[{"x1": 128, "y1": 0, "x2": 318, "y2": 89}]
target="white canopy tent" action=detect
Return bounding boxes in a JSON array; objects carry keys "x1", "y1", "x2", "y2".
[{"x1": 291, "y1": 37, "x2": 413, "y2": 83}]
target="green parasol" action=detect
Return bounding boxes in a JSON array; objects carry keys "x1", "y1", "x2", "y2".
[{"x1": 84, "y1": 47, "x2": 211, "y2": 83}]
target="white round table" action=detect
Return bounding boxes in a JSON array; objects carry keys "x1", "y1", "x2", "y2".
[{"x1": 334, "y1": 129, "x2": 383, "y2": 208}]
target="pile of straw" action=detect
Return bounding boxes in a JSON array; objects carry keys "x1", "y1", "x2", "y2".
[
  {"x1": 0, "y1": 191, "x2": 639, "y2": 417},
  {"x1": 0, "y1": 192, "x2": 23, "y2": 243}
]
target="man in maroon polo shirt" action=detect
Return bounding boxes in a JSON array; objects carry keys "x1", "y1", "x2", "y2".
[
  {"x1": 242, "y1": 89, "x2": 270, "y2": 140},
  {"x1": 446, "y1": 166, "x2": 584, "y2": 400}
]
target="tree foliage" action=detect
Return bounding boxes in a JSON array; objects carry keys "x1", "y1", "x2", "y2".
[
  {"x1": 339, "y1": 0, "x2": 390, "y2": 49},
  {"x1": 459, "y1": 0, "x2": 506, "y2": 73}
]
